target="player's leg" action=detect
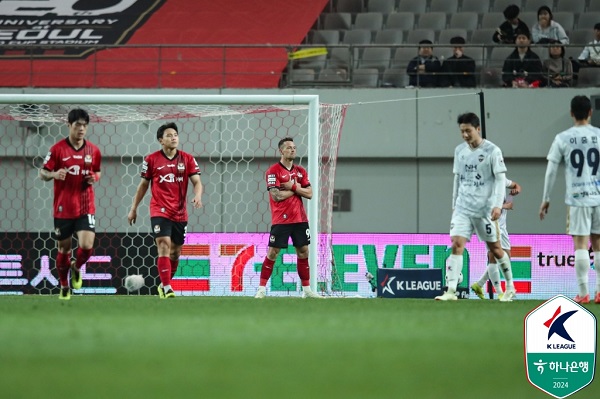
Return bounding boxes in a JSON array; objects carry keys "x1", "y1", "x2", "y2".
[
  {"x1": 471, "y1": 251, "x2": 492, "y2": 299},
  {"x1": 255, "y1": 224, "x2": 287, "y2": 298},
  {"x1": 568, "y1": 207, "x2": 592, "y2": 303},
  {"x1": 152, "y1": 217, "x2": 174, "y2": 298},
  {"x1": 169, "y1": 222, "x2": 187, "y2": 279},
  {"x1": 589, "y1": 206, "x2": 600, "y2": 304},
  {"x1": 54, "y1": 219, "x2": 75, "y2": 300},
  {"x1": 436, "y1": 211, "x2": 471, "y2": 300},
  {"x1": 477, "y1": 218, "x2": 515, "y2": 301},
  {"x1": 290, "y1": 222, "x2": 322, "y2": 298},
  {"x1": 71, "y1": 215, "x2": 96, "y2": 290}
]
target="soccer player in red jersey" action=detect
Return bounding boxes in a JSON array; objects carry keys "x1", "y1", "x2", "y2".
[
  {"x1": 40, "y1": 108, "x2": 102, "y2": 300},
  {"x1": 127, "y1": 122, "x2": 203, "y2": 299},
  {"x1": 255, "y1": 137, "x2": 323, "y2": 299}
]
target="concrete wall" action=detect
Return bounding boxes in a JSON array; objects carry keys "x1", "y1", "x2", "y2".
[{"x1": 0, "y1": 87, "x2": 594, "y2": 235}]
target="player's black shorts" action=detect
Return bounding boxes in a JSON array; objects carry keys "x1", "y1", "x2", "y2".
[
  {"x1": 151, "y1": 217, "x2": 188, "y2": 245},
  {"x1": 53, "y1": 215, "x2": 96, "y2": 241},
  {"x1": 268, "y1": 222, "x2": 310, "y2": 248}
]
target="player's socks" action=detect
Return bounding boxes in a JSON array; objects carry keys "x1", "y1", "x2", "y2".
[
  {"x1": 487, "y1": 262, "x2": 503, "y2": 294},
  {"x1": 594, "y1": 252, "x2": 600, "y2": 294},
  {"x1": 75, "y1": 247, "x2": 92, "y2": 270},
  {"x1": 170, "y1": 259, "x2": 179, "y2": 279},
  {"x1": 157, "y1": 256, "x2": 171, "y2": 287},
  {"x1": 56, "y1": 252, "x2": 71, "y2": 287},
  {"x1": 297, "y1": 257, "x2": 310, "y2": 286},
  {"x1": 259, "y1": 258, "x2": 275, "y2": 286},
  {"x1": 496, "y1": 252, "x2": 514, "y2": 290},
  {"x1": 575, "y1": 249, "x2": 590, "y2": 297},
  {"x1": 446, "y1": 254, "x2": 463, "y2": 293},
  {"x1": 163, "y1": 284, "x2": 172, "y2": 292},
  {"x1": 476, "y1": 269, "x2": 489, "y2": 288}
]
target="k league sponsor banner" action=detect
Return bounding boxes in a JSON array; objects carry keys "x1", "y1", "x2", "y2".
[
  {"x1": 0, "y1": 0, "x2": 165, "y2": 58},
  {"x1": 0, "y1": 233, "x2": 596, "y2": 298}
]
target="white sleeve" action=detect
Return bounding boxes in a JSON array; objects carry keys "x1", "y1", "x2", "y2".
[
  {"x1": 492, "y1": 172, "x2": 506, "y2": 209},
  {"x1": 505, "y1": 178, "x2": 513, "y2": 188},
  {"x1": 452, "y1": 173, "x2": 459, "y2": 208},
  {"x1": 542, "y1": 161, "x2": 559, "y2": 202}
]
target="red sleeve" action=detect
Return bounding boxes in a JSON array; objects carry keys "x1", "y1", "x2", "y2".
[
  {"x1": 299, "y1": 166, "x2": 310, "y2": 187},
  {"x1": 141, "y1": 155, "x2": 152, "y2": 179},
  {"x1": 42, "y1": 144, "x2": 57, "y2": 171},
  {"x1": 93, "y1": 146, "x2": 102, "y2": 172},
  {"x1": 266, "y1": 166, "x2": 278, "y2": 190},
  {"x1": 187, "y1": 153, "x2": 200, "y2": 176}
]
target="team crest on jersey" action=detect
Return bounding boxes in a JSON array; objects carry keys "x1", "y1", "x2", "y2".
[
  {"x1": 84, "y1": 154, "x2": 92, "y2": 164},
  {"x1": 153, "y1": 225, "x2": 161, "y2": 234},
  {"x1": 297, "y1": 172, "x2": 303, "y2": 178},
  {"x1": 478, "y1": 155, "x2": 485, "y2": 162},
  {"x1": 177, "y1": 163, "x2": 185, "y2": 171}
]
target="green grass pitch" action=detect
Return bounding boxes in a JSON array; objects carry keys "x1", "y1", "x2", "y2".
[{"x1": 1, "y1": 296, "x2": 598, "y2": 399}]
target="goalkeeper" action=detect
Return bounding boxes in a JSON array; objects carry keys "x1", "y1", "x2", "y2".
[
  {"x1": 255, "y1": 137, "x2": 323, "y2": 299},
  {"x1": 128, "y1": 122, "x2": 203, "y2": 299}
]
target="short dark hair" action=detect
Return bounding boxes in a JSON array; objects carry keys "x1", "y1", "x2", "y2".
[
  {"x1": 450, "y1": 36, "x2": 466, "y2": 45},
  {"x1": 537, "y1": 5, "x2": 553, "y2": 20},
  {"x1": 157, "y1": 122, "x2": 178, "y2": 140},
  {"x1": 503, "y1": 4, "x2": 520, "y2": 20},
  {"x1": 68, "y1": 108, "x2": 89, "y2": 125},
  {"x1": 457, "y1": 112, "x2": 480, "y2": 128},
  {"x1": 594, "y1": 23, "x2": 600, "y2": 30},
  {"x1": 515, "y1": 28, "x2": 531, "y2": 40},
  {"x1": 418, "y1": 39, "x2": 433, "y2": 47},
  {"x1": 571, "y1": 96, "x2": 591, "y2": 121},
  {"x1": 278, "y1": 137, "x2": 294, "y2": 149},
  {"x1": 548, "y1": 39, "x2": 565, "y2": 57}
]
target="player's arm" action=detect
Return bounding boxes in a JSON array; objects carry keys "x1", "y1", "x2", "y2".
[
  {"x1": 491, "y1": 172, "x2": 506, "y2": 221},
  {"x1": 506, "y1": 178, "x2": 521, "y2": 195},
  {"x1": 452, "y1": 173, "x2": 459, "y2": 209},
  {"x1": 190, "y1": 173, "x2": 203, "y2": 209},
  {"x1": 128, "y1": 178, "x2": 150, "y2": 225},
  {"x1": 280, "y1": 180, "x2": 312, "y2": 199},
  {"x1": 39, "y1": 168, "x2": 66, "y2": 181},
  {"x1": 269, "y1": 187, "x2": 295, "y2": 202},
  {"x1": 539, "y1": 160, "x2": 559, "y2": 220}
]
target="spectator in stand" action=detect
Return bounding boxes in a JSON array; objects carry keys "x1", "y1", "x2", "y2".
[
  {"x1": 493, "y1": 4, "x2": 530, "y2": 45},
  {"x1": 531, "y1": 5, "x2": 569, "y2": 44},
  {"x1": 406, "y1": 40, "x2": 442, "y2": 87},
  {"x1": 578, "y1": 23, "x2": 600, "y2": 67},
  {"x1": 543, "y1": 39, "x2": 573, "y2": 87},
  {"x1": 439, "y1": 36, "x2": 476, "y2": 88},
  {"x1": 502, "y1": 30, "x2": 544, "y2": 88}
]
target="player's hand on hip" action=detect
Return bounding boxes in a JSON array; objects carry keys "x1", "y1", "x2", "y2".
[
  {"x1": 192, "y1": 197, "x2": 203, "y2": 209},
  {"x1": 491, "y1": 207, "x2": 501, "y2": 221},
  {"x1": 539, "y1": 201, "x2": 550, "y2": 221},
  {"x1": 127, "y1": 209, "x2": 137, "y2": 225}
]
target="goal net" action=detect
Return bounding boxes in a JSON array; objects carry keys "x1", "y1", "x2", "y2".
[{"x1": 0, "y1": 94, "x2": 347, "y2": 297}]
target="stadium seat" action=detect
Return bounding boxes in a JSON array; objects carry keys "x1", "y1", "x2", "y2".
[
  {"x1": 353, "y1": 68, "x2": 380, "y2": 87},
  {"x1": 519, "y1": 12, "x2": 539, "y2": 30},
  {"x1": 523, "y1": 0, "x2": 548, "y2": 12},
  {"x1": 397, "y1": 0, "x2": 426, "y2": 15},
  {"x1": 481, "y1": 12, "x2": 504, "y2": 29},
  {"x1": 381, "y1": 67, "x2": 409, "y2": 87},
  {"x1": 367, "y1": 0, "x2": 395, "y2": 14},
  {"x1": 564, "y1": 46, "x2": 583, "y2": 61},
  {"x1": 449, "y1": 12, "x2": 479, "y2": 31},
  {"x1": 417, "y1": 12, "x2": 447, "y2": 31},
  {"x1": 336, "y1": 0, "x2": 364, "y2": 13},
  {"x1": 354, "y1": 12, "x2": 384, "y2": 31},
  {"x1": 488, "y1": 46, "x2": 515, "y2": 68},
  {"x1": 289, "y1": 68, "x2": 316, "y2": 83},
  {"x1": 311, "y1": 30, "x2": 341, "y2": 45},
  {"x1": 438, "y1": 29, "x2": 468, "y2": 45},
  {"x1": 429, "y1": 0, "x2": 459, "y2": 14},
  {"x1": 577, "y1": 13, "x2": 600, "y2": 31},
  {"x1": 385, "y1": 12, "x2": 415, "y2": 31},
  {"x1": 556, "y1": 0, "x2": 585, "y2": 13},
  {"x1": 590, "y1": 0, "x2": 600, "y2": 12},
  {"x1": 318, "y1": 68, "x2": 349, "y2": 82},
  {"x1": 342, "y1": 29, "x2": 372, "y2": 45},
  {"x1": 577, "y1": 68, "x2": 600, "y2": 87},
  {"x1": 328, "y1": 47, "x2": 354, "y2": 70},
  {"x1": 460, "y1": 0, "x2": 490, "y2": 13},
  {"x1": 374, "y1": 29, "x2": 404, "y2": 44},
  {"x1": 570, "y1": 29, "x2": 594, "y2": 46},
  {"x1": 358, "y1": 47, "x2": 391, "y2": 72},
  {"x1": 391, "y1": 47, "x2": 418, "y2": 68},
  {"x1": 323, "y1": 13, "x2": 352, "y2": 30},
  {"x1": 471, "y1": 28, "x2": 496, "y2": 44},
  {"x1": 553, "y1": 11, "x2": 575, "y2": 31},
  {"x1": 406, "y1": 29, "x2": 435, "y2": 44},
  {"x1": 480, "y1": 67, "x2": 504, "y2": 87},
  {"x1": 492, "y1": 0, "x2": 523, "y2": 12}
]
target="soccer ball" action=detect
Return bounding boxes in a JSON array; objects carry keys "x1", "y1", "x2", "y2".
[
  {"x1": 124, "y1": 274, "x2": 145, "y2": 292},
  {"x1": 445, "y1": 272, "x2": 464, "y2": 285}
]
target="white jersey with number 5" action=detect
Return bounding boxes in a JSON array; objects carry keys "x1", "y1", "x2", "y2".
[
  {"x1": 547, "y1": 125, "x2": 600, "y2": 207},
  {"x1": 454, "y1": 139, "x2": 506, "y2": 217}
]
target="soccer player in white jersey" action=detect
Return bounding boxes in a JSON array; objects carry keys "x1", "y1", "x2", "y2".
[
  {"x1": 540, "y1": 95, "x2": 600, "y2": 304},
  {"x1": 471, "y1": 179, "x2": 521, "y2": 299},
  {"x1": 437, "y1": 112, "x2": 516, "y2": 301}
]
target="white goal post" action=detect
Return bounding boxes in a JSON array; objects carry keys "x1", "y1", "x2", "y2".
[{"x1": 0, "y1": 93, "x2": 346, "y2": 296}]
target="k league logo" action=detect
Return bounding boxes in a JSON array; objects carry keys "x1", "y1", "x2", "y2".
[{"x1": 525, "y1": 295, "x2": 597, "y2": 398}]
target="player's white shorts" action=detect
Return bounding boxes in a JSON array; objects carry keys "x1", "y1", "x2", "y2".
[
  {"x1": 500, "y1": 225, "x2": 510, "y2": 250},
  {"x1": 567, "y1": 206, "x2": 600, "y2": 236},
  {"x1": 450, "y1": 210, "x2": 500, "y2": 243}
]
